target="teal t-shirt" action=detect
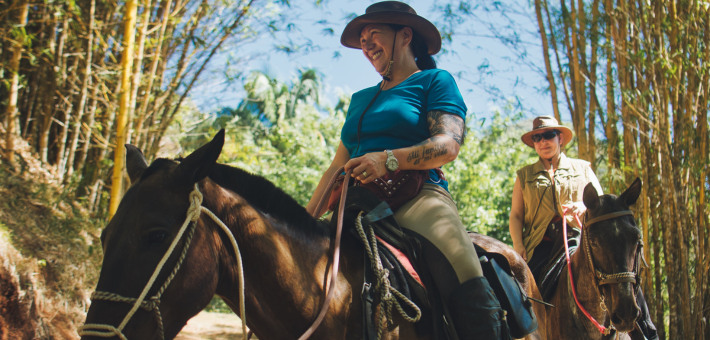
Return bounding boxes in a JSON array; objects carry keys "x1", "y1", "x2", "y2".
[{"x1": 341, "y1": 69, "x2": 467, "y2": 190}]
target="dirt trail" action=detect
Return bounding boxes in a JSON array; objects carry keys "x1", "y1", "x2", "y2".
[{"x1": 176, "y1": 312, "x2": 257, "y2": 340}]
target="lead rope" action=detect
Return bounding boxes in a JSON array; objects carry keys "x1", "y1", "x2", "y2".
[
  {"x1": 563, "y1": 210, "x2": 612, "y2": 335},
  {"x1": 79, "y1": 184, "x2": 248, "y2": 340},
  {"x1": 354, "y1": 211, "x2": 421, "y2": 340}
]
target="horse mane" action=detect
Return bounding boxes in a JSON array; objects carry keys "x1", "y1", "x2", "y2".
[
  {"x1": 207, "y1": 163, "x2": 330, "y2": 238},
  {"x1": 136, "y1": 158, "x2": 330, "y2": 237}
]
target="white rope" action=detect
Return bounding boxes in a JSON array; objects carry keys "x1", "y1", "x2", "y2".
[
  {"x1": 354, "y1": 212, "x2": 421, "y2": 340},
  {"x1": 200, "y1": 206, "x2": 248, "y2": 339},
  {"x1": 80, "y1": 184, "x2": 248, "y2": 340}
]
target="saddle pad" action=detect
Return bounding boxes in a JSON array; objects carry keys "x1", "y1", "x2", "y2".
[{"x1": 375, "y1": 235, "x2": 425, "y2": 288}]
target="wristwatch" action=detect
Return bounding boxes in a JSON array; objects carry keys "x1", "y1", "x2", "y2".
[{"x1": 385, "y1": 150, "x2": 399, "y2": 172}]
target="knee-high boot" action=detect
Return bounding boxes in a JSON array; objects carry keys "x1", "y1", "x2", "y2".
[
  {"x1": 634, "y1": 289, "x2": 658, "y2": 340},
  {"x1": 447, "y1": 276, "x2": 511, "y2": 340}
]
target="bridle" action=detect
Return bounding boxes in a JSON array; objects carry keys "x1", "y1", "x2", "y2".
[
  {"x1": 79, "y1": 184, "x2": 249, "y2": 340},
  {"x1": 564, "y1": 209, "x2": 644, "y2": 336}
]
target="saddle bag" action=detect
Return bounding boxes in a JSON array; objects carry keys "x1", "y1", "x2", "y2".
[
  {"x1": 327, "y1": 170, "x2": 429, "y2": 212},
  {"x1": 479, "y1": 256, "x2": 538, "y2": 338}
]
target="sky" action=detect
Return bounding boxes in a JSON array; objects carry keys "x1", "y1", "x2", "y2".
[{"x1": 189, "y1": 0, "x2": 555, "y2": 124}]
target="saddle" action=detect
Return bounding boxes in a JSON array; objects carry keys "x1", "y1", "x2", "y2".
[
  {"x1": 331, "y1": 187, "x2": 536, "y2": 340},
  {"x1": 537, "y1": 230, "x2": 581, "y2": 301}
]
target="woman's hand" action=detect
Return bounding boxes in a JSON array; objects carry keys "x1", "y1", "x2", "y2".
[
  {"x1": 562, "y1": 202, "x2": 587, "y2": 217},
  {"x1": 344, "y1": 151, "x2": 387, "y2": 184},
  {"x1": 514, "y1": 243, "x2": 527, "y2": 261}
]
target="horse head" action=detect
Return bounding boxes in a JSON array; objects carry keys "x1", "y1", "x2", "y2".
[
  {"x1": 81, "y1": 131, "x2": 226, "y2": 340},
  {"x1": 581, "y1": 178, "x2": 643, "y2": 333}
]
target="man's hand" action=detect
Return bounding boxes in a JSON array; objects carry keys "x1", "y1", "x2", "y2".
[
  {"x1": 562, "y1": 201, "x2": 587, "y2": 217},
  {"x1": 514, "y1": 243, "x2": 527, "y2": 261}
]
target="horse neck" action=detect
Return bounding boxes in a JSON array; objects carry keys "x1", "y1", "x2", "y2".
[
  {"x1": 564, "y1": 230, "x2": 610, "y2": 337},
  {"x1": 198, "y1": 181, "x2": 333, "y2": 323}
]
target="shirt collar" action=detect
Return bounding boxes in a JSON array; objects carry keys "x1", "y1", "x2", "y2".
[{"x1": 533, "y1": 152, "x2": 570, "y2": 174}]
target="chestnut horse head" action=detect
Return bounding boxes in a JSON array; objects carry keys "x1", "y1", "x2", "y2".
[
  {"x1": 80, "y1": 131, "x2": 432, "y2": 340},
  {"x1": 545, "y1": 178, "x2": 644, "y2": 339}
]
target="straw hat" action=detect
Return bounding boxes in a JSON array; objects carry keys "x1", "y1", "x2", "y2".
[
  {"x1": 521, "y1": 116, "x2": 574, "y2": 148},
  {"x1": 340, "y1": 1, "x2": 441, "y2": 55}
]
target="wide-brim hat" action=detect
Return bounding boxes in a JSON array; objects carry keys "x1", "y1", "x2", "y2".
[
  {"x1": 340, "y1": 1, "x2": 441, "y2": 55},
  {"x1": 521, "y1": 116, "x2": 574, "y2": 148}
]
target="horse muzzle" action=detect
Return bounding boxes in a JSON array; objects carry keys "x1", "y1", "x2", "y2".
[{"x1": 608, "y1": 283, "x2": 640, "y2": 333}]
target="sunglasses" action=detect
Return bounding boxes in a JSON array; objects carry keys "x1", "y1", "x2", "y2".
[{"x1": 531, "y1": 130, "x2": 559, "y2": 143}]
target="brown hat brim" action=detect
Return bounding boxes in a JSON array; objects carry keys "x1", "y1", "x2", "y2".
[
  {"x1": 340, "y1": 11, "x2": 441, "y2": 55},
  {"x1": 521, "y1": 126, "x2": 574, "y2": 148}
]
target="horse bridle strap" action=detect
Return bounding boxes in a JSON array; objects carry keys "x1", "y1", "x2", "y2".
[
  {"x1": 583, "y1": 210, "x2": 640, "y2": 287},
  {"x1": 584, "y1": 210, "x2": 633, "y2": 227},
  {"x1": 79, "y1": 184, "x2": 249, "y2": 340}
]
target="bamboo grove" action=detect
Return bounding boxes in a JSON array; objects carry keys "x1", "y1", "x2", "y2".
[
  {"x1": 0, "y1": 0, "x2": 288, "y2": 216},
  {"x1": 533, "y1": 0, "x2": 710, "y2": 338}
]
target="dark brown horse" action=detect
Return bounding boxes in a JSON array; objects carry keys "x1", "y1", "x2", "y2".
[
  {"x1": 544, "y1": 179, "x2": 645, "y2": 340},
  {"x1": 81, "y1": 131, "x2": 544, "y2": 340}
]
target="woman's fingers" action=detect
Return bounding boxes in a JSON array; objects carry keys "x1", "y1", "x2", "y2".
[{"x1": 345, "y1": 153, "x2": 385, "y2": 183}]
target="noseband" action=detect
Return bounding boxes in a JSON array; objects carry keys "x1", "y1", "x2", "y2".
[
  {"x1": 564, "y1": 209, "x2": 644, "y2": 336},
  {"x1": 79, "y1": 184, "x2": 249, "y2": 340}
]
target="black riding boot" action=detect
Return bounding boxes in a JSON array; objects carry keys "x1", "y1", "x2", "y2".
[
  {"x1": 447, "y1": 276, "x2": 511, "y2": 340},
  {"x1": 634, "y1": 289, "x2": 659, "y2": 340}
]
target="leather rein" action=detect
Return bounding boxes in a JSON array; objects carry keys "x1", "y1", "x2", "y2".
[{"x1": 564, "y1": 209, "x2": 644, "y2": 336}]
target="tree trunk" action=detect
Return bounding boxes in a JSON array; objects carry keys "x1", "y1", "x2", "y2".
[
  {"x1": 4, "y1": 0, "x2": 29, "y2": 163},
  {"x1": 64, "y1": 0, "x2": 96, "y2": 181},
  {"x1": 109, "y1": 0, "x2": 139, "y2": 218},
  {"x1": 534, "y1": 0, "x2": 560, "y2": 123}
]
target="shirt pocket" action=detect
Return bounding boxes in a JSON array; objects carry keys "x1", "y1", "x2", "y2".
[
  {"x1": 525, "y1": 175, "x2": 552, "y2": 208},
  {"x1": 556, "y1": 171, "x2": 583, "y2": 204}
]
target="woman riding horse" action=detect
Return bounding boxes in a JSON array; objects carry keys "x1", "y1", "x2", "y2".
[
  {"x1": 508, "y1": 115, "x2": 658, "y2": 339},
  {"x1": 305, "y1": 1, "x2": 506, "y2": 339}
]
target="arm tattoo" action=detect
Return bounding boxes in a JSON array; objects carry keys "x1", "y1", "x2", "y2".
[
  {"x1": 406, "y1": 136, "x2": 450, "y2": 165},
  {"x1": 427, "y1": 110, "x2": 465, "y2": 145}
]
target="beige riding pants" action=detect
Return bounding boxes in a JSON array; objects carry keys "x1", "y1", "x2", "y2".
[{"x1": 394, "y1": 184, "x2": 483, "y2": 283}]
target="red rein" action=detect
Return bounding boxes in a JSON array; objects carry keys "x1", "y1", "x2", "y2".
[{"x1": 563, "y1": 211, "x2": 610, "y2": 335}]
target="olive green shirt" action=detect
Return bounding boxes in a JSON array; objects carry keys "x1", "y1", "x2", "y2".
[{"x1": 517, "y1": 153, "x2": 603, "y2": 261}]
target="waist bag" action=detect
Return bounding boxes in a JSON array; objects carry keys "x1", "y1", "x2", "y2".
[
  {"x1": 327, "y1": 170, "x2": 429, "y2": 212},
  {"x1": 480, "y1": 256, "x2": 538, "y2": 338}
]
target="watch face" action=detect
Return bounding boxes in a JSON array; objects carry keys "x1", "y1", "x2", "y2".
[{"x1": 387, "y1": 158, "x2": 398, "y2": 171}]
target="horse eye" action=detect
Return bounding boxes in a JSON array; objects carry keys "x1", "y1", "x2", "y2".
[{"x1": 148, "y1": 231, "x2": 168, "y2": 245}]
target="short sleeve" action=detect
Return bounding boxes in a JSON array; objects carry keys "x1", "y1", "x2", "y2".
[{"x1": 426, "y1": 70, "x2": 467, "y2": 120}]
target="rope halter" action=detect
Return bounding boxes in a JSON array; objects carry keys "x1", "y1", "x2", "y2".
[{"x1": 79, "y1": 184, "x2": 248, "y2": 340}]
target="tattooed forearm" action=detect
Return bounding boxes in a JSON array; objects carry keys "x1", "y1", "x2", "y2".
[
  {"x1": 407, "y1": 136, "x2": 450, "y2": 165},
  {"x1": 427, "y1": 110, "x2": 465, "y2": 145}
]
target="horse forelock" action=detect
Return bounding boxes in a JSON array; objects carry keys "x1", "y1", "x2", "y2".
[{"x1": 140, "y1": 158, "x2": 178, "y2": 182}]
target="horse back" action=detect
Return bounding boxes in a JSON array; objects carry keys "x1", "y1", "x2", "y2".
[{"x1": 468, "y1": 233, "x2": 547, "y2": 340}]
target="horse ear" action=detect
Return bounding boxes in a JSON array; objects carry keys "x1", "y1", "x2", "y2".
[
  {"x1": 583, "y1": 182, "x2": 601, "y2": 211},
  {"x1": 174, "y1": 129, "x2": 225, "y2": 184},
  {"x1": 619, "y1": 177, "x2": 642, "y2": 207},
  {"x1": 126, "y1": 144, "x2": 148, "y2": 184}
]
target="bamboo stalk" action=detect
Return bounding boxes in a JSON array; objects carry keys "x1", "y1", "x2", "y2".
[
  {"x1": 109, "y1": 0, "x2": 139, "y2": 218},
  {"x1": 4, "y1": 0, "x2": 29, "y2": 163},
  {"x1": 534, "y1": 0, "x2": 561, "y2": 122},
  {"x1": 64, "y1": 0, "x2": 96, "y2": 181}
]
